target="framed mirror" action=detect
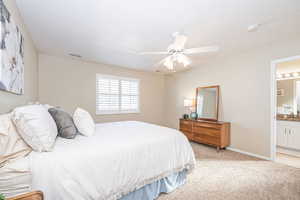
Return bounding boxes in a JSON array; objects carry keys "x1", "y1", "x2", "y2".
[{"x1": 195, "y1": 85, "x2": 219, "y2": 121}]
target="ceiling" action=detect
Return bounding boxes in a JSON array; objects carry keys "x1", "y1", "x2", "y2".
[{"x1": 16, "y1": 0, "x2": 300, "y2": 72}]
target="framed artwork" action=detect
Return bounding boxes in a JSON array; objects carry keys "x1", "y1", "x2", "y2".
[{"x1": 0, "y1": 0, "x2": 24, "y2": 95}]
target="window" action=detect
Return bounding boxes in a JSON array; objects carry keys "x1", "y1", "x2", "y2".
[{"x1": 96, "y1": 74, "x2": 140, "y2": 114}]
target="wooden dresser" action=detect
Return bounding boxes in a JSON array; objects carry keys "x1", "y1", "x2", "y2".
[{"x1": 180, "y1": 119, "x2": 230, "y2": 151}]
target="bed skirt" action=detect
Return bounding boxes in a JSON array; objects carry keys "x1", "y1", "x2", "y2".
[{"x1": 120, "y1": 169, "x2": 187, "y2": 200}]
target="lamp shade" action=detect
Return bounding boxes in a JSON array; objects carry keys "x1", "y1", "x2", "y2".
[{"x1": 184, "y1": 99, "x2": 193, "y2": 107}]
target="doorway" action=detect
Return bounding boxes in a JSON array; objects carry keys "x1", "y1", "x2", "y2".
[{"x1": 271, "y1": 55, "x2": 300, "y2": 168}]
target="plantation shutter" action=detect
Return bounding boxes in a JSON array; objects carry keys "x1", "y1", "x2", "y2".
[{"x1": 96, "y1": 74, "x2": 139, "y2": 114}]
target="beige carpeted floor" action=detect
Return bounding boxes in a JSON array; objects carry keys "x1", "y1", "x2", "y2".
[
  {"x1": 276, "y1": 153, "x2": 300, "y2": 168},
  {"x1": 159, "y1": 142, "x2": 300, "y2": 200}
]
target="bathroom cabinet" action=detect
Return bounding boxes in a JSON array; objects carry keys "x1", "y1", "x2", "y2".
[{"x1": 277, "y1": 120, "x2": 300, "y2": 150}]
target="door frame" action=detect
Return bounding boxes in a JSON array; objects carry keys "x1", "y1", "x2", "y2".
[{"x1": 270, "y1": 55, "x2": 300, "y2": 161}]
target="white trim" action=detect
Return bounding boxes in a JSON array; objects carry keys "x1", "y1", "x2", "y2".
[
  {"x1": 96, "y1": 110, "x2": 140, "y2": 115},
  {"x1": 96, "y1": 73, "x2": 140, "y2": 82},
  {"x1": 293, "y1": 79, "x2": 297, "y2": 115},
  {"x1": 277, "y1": 146, "x2": 300, "y2": 158},
  {"x1": 270, "y1": 60, "x2": 277, "y2": 161},
  {"x1": 227, "y1": 147, "x2": 271, "y2": 161},
  {"x1": 270, "y1": 55, "x2": 300, "y2": 161}
]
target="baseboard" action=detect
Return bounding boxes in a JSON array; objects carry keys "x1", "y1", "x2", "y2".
[
  {"x1": 277, "y1": 147, "x2": 300, "y2": 158},
  {"x1": 227, "y1": 147, "x2": 271, "y2": 161}
]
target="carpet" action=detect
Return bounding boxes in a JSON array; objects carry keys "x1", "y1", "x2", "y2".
[{"x1": 159, "y1": 142, "x2": 300, "y2": 200}]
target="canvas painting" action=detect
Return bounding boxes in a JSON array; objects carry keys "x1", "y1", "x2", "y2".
[{"x1": 0, "y1": 0, "x2": 24, "y2": 95}]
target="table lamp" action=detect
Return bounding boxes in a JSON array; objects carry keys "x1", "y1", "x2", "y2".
[{"x1": 183, "y1": 99, "x2": 193, "y2": 119}]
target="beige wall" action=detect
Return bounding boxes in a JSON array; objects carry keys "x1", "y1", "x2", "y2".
[
  {"x1": 38, "y1": 54, "x2": 166, "y2": 125},
  {"x1": 165, "y1": 38, "x2": 300, "y2": 158},
  {"x1": 0, "y1": 0, "x2": 38, "y2": 113}
]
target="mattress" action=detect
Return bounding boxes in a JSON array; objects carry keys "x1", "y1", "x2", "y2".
[{"x1": 29, "y1": 121, "x2": 195, "y2": 200}]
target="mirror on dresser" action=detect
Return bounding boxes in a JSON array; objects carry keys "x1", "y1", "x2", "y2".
[{"x1": 195, "y1": 85, "x2": 219, "y2": 121}]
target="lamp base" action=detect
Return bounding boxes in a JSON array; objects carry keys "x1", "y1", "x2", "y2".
[
  {"x1": 183, "y1": 114, "x2": 189, "y2": 119},
  {"x1": 190, "y1": 112, "x2": 198, "y2": 119}
]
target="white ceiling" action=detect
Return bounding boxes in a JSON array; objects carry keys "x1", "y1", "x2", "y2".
[{"x1": 16, "y1": 0, "x2": 300, "y2": 72}]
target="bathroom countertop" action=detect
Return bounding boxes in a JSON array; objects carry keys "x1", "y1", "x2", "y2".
[{"x1": 277, "y1": 116, "x2": 300, "y2": 122}]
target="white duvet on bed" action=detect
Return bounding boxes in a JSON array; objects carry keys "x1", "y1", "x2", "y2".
[{"x1": 29, "y1": 121, "x2": 195, "y2": 200}]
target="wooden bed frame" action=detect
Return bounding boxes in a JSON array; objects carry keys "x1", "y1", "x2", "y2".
[{"x1": 7, "y1": 191, "x2": 43, "y2": 200}]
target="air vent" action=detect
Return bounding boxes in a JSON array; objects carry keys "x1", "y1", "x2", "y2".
[{"x1": 69, "y1": 53, "x2": 82, "y2": 58}]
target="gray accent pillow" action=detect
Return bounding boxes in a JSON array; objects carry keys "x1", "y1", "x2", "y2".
[{"x1": 48, "y1": 108, "x2": 78, "y2": 139}]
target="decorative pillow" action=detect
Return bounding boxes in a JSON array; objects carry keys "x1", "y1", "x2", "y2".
[
  {"x1": 48, "y1": 108, "x2": 78, "y2": 139},
  {"x1": 0, "y1": 113, "x2": 32, "y2": 167},
  {"x1": 12, "y1": 105, "x2": 58, "y2": 152},
  {"x1": 73, "y1": 108, "x2": 95, "y2": 136}
]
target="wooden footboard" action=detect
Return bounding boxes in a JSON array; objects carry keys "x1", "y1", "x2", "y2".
[{"x1": 7, "y1": 191, "x2": 43, "y2": 200}]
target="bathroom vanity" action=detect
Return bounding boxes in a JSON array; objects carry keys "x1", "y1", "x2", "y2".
[{"x1": 277, "y1": 119, "x2": 300, "y2": 151}]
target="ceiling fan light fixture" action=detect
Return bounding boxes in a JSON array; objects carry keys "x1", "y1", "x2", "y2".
[
  {"x1": 166, "y1": 62, "x2": 174, "y2": 70},
  {"x1": 176, "y1": 54, "x2": 191, "y2": 67},
  {"x1": 183, "y1": 61, "x2": 192, "y2": 67},
  {"x1": 163, "y1": 57, "x2": 174, "y2": 70},
  {"x1": 139, "y1": 32, "x2": 219, "y2": 71},
  {"x1": 176, "y1": 54, "x2": 185, "y2": 63},
  {"x1": 183, "y1": 59, "x2": 191, "y2": 67}
]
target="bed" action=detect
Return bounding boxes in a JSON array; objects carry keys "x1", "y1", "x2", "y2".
[{"x1": 28, "y1": 121, "x2": 195, "y2": 200}]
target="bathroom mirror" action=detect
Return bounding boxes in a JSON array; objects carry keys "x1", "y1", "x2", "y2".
[
  {"x1": 277, "y1": 79, "x2": 300, "y2": 116},
  {"x1": 196, "y1": 85, "x2": 219, "y2": 121}
]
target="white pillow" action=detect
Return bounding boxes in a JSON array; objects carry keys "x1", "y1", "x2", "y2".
[
  {"x1": 73, "y1": 108, "x2": 95, "y2": 136},
  {"x1": 12, "y1": 105, "x2": 58, "y2": 152}
]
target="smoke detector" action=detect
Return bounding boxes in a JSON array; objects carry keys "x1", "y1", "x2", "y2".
[{"x1": 247, "y1": 23, "x2": 261, "y2": 32}]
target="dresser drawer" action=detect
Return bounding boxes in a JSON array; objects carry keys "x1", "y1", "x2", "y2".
[
  {"x1": 180, "y1": 120, "x2": 193, "y2": 131},
  {"x1": 193, "y1": 126, "x2": 220, "y2": 138},
  {"x1": 193, "y1": 133, "x2": 220, "y2": 146},
  {"x1": 193, "y1": 122, "x2": 221, "y2": 130}
]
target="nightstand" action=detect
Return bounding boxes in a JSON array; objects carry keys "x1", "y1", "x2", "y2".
[{"x1": 7, "y1": 191, "x2": 43, "y2": 200}]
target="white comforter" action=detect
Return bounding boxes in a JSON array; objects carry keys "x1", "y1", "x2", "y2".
[{"x1": 29, "y1": 121, "x2": 195, "y2": 200}]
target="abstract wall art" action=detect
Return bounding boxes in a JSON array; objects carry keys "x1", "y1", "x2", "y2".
[{"x1": 0, "y1": 0, "x2": 24, "y2": 95}]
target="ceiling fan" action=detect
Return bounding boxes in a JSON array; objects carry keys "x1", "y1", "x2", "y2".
[{"x1": 139, "y1": 32, "x2": 220, "y2": 71}]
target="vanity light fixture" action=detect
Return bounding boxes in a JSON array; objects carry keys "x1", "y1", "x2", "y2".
[{"x1": 276, "y1": 71, "x2": 300, "y2": 80}]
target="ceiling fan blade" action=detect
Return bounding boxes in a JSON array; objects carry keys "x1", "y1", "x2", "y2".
[
  {"x1": 184, "y1": 46, "x2": 219, "y2": 54},
  {"x1": 172, "y1": 33, "x2": 187, "y2": 50},
  {"x1": 153, "y1": 56, "x2": 173, "y2": 70},
  {"x1": 138, "y1": 51, "x2": 169, "y2": 55},
  {"x1": 153, "y1": 56, "x2": 169, "y2": 67}
]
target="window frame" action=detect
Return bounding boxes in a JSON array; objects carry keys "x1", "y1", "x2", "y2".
[{"x1": 96, "y1": 74, "x2": 140, "y2": 115}]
